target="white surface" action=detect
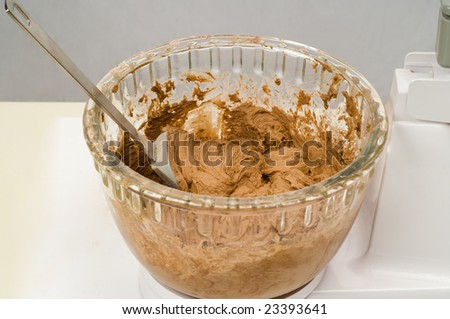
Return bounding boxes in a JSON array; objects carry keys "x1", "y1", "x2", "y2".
[
  {"x1": 408, "y1": 80, "x2": 450, "y2": 123},
  {"x1": 0, "y1": 103, "x2": 140, "y2": 298},
  {"x1": 404, "y1": 52, "x2": 450, "y2": 123},
  {"x1": 0, "y1": 0, "x2": 440, "y2": 102}
]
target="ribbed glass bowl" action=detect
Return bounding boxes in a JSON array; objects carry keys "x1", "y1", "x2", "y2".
[{"x1": 83, "y1": 35, "x2": 389, "y2": 298}]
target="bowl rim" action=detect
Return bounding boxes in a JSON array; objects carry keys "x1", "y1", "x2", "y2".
[{"x1": 83, "y1": 34, "x2": 390, "y2": 211}]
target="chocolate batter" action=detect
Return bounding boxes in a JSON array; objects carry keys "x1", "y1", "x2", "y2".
[{"x1": 117, "y1": 72, "x2": 358, "y2": 197}]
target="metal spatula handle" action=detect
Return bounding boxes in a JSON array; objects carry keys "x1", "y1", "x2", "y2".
[
  {"x1": 5, "y1": 0, "x2": 181, "y2": 189},
  {"x1": 5, "y1": 0, "x2": 140, "y2": 140}
]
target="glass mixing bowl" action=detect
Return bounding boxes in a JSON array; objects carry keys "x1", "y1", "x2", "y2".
[{"x1": 83, "y1": 35, "x2": 389, "y2": 298}]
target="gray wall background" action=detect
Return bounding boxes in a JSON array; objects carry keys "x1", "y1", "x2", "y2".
[{"x1": 0, "y1": 0, "x2": 440, "y2": 102}]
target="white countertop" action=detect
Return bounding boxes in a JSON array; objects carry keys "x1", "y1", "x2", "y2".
[{"x1": 0, "y1": 102, "x2": 140, "y2": 298}]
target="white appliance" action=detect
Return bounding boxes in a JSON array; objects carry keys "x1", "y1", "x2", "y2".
[{"x1": 310, "y1": 52, "x2": 450, "y2": 298}]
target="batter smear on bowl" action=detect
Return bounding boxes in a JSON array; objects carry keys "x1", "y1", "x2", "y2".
[{"x1": 117, "y1": 71, "x2": 362, "y2": 197}]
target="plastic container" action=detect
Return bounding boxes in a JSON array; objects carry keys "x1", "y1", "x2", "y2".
[{"x1": 83, "y1": 35, "x2": 389, "y2": 298}]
